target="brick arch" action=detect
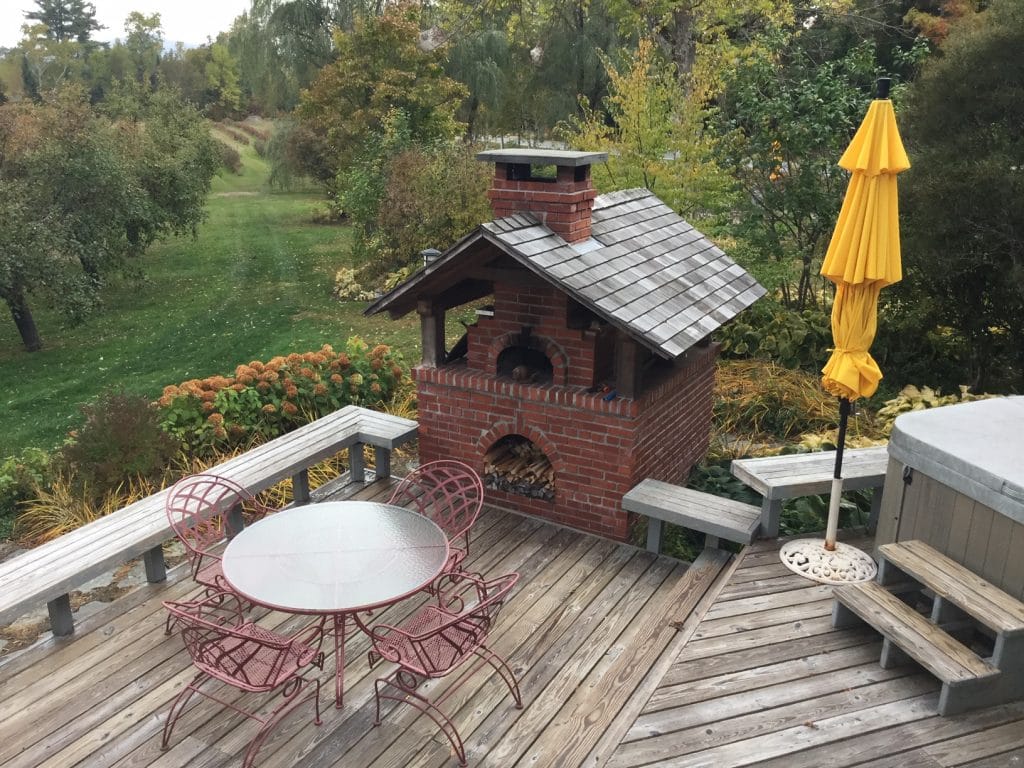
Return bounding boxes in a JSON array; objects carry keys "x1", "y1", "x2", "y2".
[
  {"x1": 487, "y1": 332, "x2": 569, "y2": 387},
  {"x1": 477, "y1": 421, "x2": 566, "y2": 480}
]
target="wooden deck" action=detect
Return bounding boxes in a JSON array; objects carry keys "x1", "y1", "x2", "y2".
[{"x1": 1, "y1": 483, "x2": 1022, "y2": 768}]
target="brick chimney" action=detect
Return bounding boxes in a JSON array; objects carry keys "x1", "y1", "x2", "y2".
[{"x1": 477, "y1": 149, "x2": 608, "y2": 243}]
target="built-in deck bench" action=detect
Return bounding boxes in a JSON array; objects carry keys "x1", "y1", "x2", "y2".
[
  {"x1": 623, "y1": 480, "x2": 762, "y2": 554},
  {"x1": 833, "y1": 540, "x2": 1024, "y2": 715},
  {"x1": 0, "y1": 406, "x2": 417, "y2": 637},
  {"x1": 730, "y1": 445, "x2": 888, "y2": 537}
]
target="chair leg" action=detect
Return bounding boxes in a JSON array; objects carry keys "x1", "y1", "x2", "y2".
[
  {"x1": 242, "y1": 677, "x2": 320, "y2": 768},
  {"x1": 473, "y1": 645, "x2": 522, "y2": 708},
  {"x1": 374, "y1": 671, "x2": 467, "y2": 767},
  {"x1": 162, "y1": 672, "x2": 206, "y2": 750}
]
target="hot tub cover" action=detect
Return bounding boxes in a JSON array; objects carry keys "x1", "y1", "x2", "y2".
[{"x1": 889, "y1": 396, "x2": 1024, "y2": 524}]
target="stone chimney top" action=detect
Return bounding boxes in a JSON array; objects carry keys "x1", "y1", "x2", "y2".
[{"x1": 477, "y1": 149, "x2": 608, "y2": 243}]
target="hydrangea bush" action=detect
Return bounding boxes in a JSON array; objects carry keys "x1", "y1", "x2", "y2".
[{"x1": 156, "y1": 338, "x2": 405, "y2": 455}]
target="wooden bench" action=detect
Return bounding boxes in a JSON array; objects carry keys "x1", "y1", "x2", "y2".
[
  {"x1": 833, "y1": 540, "x2": 1024, "y2": 715},
  {"x1": 729, "y1": 445, "x2": 888, "y2": 537},
  {"x1": 0, "y1": 405, "x2": 417, "y2": 637},
  {"x1": 622, "y1": 480, "x2": 762, "y2": 554}
]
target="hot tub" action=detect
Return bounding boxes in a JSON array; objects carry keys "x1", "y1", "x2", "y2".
[{"x1": 875, "y1": 396, "x2": 1024, "y2": 599}]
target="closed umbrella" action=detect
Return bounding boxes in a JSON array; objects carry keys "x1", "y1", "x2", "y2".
[{"x1": 780, "y1": 79, "x2": 910, "y2": 584}]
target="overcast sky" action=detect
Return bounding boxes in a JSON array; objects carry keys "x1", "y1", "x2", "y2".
[{"x1": 0, "y1": 1, "x2": 252, "y2": 50}]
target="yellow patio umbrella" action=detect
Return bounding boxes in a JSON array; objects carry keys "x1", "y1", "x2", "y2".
[{"x1": 781, "y1": 79, "x2": 910, "y2": 583}]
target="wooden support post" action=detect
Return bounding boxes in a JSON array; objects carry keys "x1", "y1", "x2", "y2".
[
  {"x1": 645, "y1": 517, "x2": 663, "y2": 554},
  {"x1": 867, "y1": 486, "x2": 884, "y2": 534},
  {"x1": 614, "y1": 333, "x2": 640, "y2": 399},
  {"x1": 349, "y1": 443, "x2": 366, "y2": 483},
  {"x1": 47, "y1": 594, "x2": 74, "y2": 637},
  {"x1": 143, "y1": 544, "x2": 166, "y2": 583},
  {"x1": 292, "y1": 469, "x2": 311, "y2": 505},
  {"x1": 761, "y1": 498, "x2": 783, "y2": 539},
  {"x1": 418, "y1": 300, "x2": 445, "y2": 367},
  {"x1": 374, "y1": 447, "x2": 391, "y2": 481}
]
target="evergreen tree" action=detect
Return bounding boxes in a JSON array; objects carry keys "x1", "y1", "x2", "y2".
[{"x1": 24, "y1": 0, "x2": 102, "y2": 43}]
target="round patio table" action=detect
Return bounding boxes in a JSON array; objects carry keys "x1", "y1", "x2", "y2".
[{"x1": 222, "y1": 500, "x2": 449, "y2": 708}]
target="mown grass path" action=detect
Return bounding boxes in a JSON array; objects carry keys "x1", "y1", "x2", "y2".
[{"x1": 0, "y1": 138, "x2": 420, "y2": 455}]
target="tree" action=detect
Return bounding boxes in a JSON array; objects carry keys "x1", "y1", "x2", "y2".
[
  {"x1": 712, "y1": 33, "x2": 878, "y2": 310},
  {"x1": 17, "y1": 23, "x2": 80, "y2": 95},
  {"x1": 24, "y1": 0, "x2": 102, "y2": 43},
  {"x1": 895, "y1": 0, "x2": 1024, "y2": 390},
  {"x1": 0, "y1": 88, "x2": 219, "y2": 352},
  {"x1": 202, "y1": 43, "x2": 243, "y2": 117},
  {"x1": 298, "y1": 2, "x2": 467, "y2": 181},
  {"x1": 122, "y1": 12, "x2": 162, "y2": 87}
]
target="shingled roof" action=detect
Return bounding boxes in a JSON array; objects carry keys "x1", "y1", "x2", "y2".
[{"x1": 365, "y1": 187, "x2": 765, "y2": 360}]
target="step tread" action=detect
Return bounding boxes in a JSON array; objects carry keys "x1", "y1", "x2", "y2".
[
  {"x1": 880, "y1": 540, "x2": 1024, "y2": 635},
  {"x1": 834, "y1": 580, "x2": 999, "y2": 685}
]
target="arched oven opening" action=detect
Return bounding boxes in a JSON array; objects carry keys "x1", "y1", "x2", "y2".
[
  {"x1": 483, "y1": 435, "x2": 555, "y2": 501},
  {"x1": 496, "y1": 345, "x2": 553, "y2": 384}
]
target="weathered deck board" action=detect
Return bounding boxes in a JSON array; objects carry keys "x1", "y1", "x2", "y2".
[
  {"x1": 603, "y1": 533, "x2": 1024, "y2": 768},
  {"x1": 3, "y1": 508, "x2": 1021, "y2": 768}
]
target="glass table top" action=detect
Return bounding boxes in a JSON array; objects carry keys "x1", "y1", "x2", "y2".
[{"x1": 222, "y1": 500, "x2": 449, "y2": 614}]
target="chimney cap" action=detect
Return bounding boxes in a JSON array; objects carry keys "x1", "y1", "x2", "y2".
[{"x1": 476, "y1": 148, "x2": 608, "y2": 167}]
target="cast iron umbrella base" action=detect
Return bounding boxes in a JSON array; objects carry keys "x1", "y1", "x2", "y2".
[{"x1": 779, "y1": 538, "x2": 877, "y2": 585}]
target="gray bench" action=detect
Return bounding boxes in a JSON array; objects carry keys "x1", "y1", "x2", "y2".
[
  {"x1": 729, "y1": 445, "x2": 888, "y2": 537},
  {"x1": 0, "y1": 405, "x2": 417, "y2": 636},
  {"x1": 623, "y1": 480, "x2": 762, "y2": 553}
]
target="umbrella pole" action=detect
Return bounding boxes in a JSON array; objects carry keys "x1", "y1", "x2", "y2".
[{"x1": 824, "y1": 397, "x2": 851, "y2": 551}]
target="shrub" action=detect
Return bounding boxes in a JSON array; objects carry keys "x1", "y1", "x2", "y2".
[
  {"x1": 253, "y1": 138, "x2": 267, "y2": 157},
  {"x1": 716, "y1": 299, "x2": 831, "y2": 372},
  {"x1": 712, "y1": 360, "x2": 883, "y2": 444},
  {"x1": 228, "y1": 120, "x2": 271, "y2": 142},
  {"x1": 212, "y1": 122, "x2": 250, "y2": 145},
  {"x1": 156, "y1": 338, "x2": 406, "y2": 457},
  {"x1": 0, "y1": 448, "x2": 52, "y2": 539},
  {"x1": 57, "y1": 389, "x2": 180, "y2": 500},
  {"x1": 15, "y1": 474, "x2": 156, "y2": 545},
  {"x1": 875, "y1": 384, "x2": 998, "y2": 436},
  {"x1": 216, "y1": 140, "x2": 242, "y2": 174}
]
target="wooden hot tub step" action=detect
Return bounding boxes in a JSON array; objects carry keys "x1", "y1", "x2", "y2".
[
  {"x1": 833, "y1": 579, "x2": 999, "y2": 715},
  {"x1": 877, "y1": 540, "x2": 1024, "y2": 639}
]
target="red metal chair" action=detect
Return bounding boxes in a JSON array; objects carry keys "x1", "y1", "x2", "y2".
[
  {"x1": 162, "y1": 593, "x2": 325, "y2": 768},
  {"x1": 388, "y1": 460, "x2": 484, "y2": 575},
  {"x1": 367, "y1": 572, "x2": 522, "y2": 766},
  {"x1": 166, "y1": 473, "x2": 274, "y2": 594}
]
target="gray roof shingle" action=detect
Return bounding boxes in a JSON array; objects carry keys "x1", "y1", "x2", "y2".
[{"x1": 365, "y1": 188, "x2": 765, "y2": 359}]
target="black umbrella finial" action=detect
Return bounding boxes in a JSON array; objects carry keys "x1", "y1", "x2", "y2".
[{"x1": 876, "y1": 77, "x2": 892, "y2": 99}]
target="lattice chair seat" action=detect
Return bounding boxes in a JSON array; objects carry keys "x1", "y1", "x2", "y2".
[
  {"x1": 388, "y1": 460, "x2": 484, "y2": 579},
  {"x1": 368, "y1": 572, "x2": 522, "y2": 767},
  {"x1": 162, "y1": 593, "x2": 325, "y2": 768}
]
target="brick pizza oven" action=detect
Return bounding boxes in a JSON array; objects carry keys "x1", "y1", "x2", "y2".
[{"x1": 366, "y1": 149, "x2": 764, "y2": 540}]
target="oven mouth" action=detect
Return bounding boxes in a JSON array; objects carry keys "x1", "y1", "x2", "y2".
[
  {"x1": 496, "y1": 345, "x2": 553, "y2": 384},
  {"x1": 483, "y1": 435, "x2": 554, "y2": 501}
]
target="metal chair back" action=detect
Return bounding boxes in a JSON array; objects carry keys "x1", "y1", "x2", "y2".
[{"x1": 388, "y1": 460, "x2": 484, "y2": 551}]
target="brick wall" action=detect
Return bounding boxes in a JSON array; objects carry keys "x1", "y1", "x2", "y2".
[{"x1": 414, "y1": 342, "x2": 719, "y2": 541}]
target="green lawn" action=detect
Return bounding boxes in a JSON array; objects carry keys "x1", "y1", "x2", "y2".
[{"x1": 0, "y1": 140, "x2": 423, "y2": 456}]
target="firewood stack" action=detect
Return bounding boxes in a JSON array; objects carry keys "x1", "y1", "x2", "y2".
[{"x1": 484, "y1": 438, "x2": 555, "y2": 500}]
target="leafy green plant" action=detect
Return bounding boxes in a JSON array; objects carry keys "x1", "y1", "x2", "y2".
[
  {"x1": 0, "y1": 448, "x2": 52, "y2": 539},
  {"x1": 216, "y1": 140, "x2": 242, "y2": 174},
  {"x1": 717, "y1": 299, "x2": 831, "y2": 371},
  {"x1": 779, "y1": 489, "x2": 873, "y2": 537},
  {"x1": 58, "y1": 389, "x2": 179, "y2": 500},
  {"x1": 875, "y1": 384, "x2": 998, "y2": 436}
]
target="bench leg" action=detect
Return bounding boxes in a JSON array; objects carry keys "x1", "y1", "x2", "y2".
[
  {"x1": 705, "y1": 535, "x2": 720, "y2": 550},
  {"x1": 143, "y1": 545, "x2": 167, "y2": 583},
  {"x1": 880, "y1": 637, "x2": 911, "y2": 669},
  {"x1": 349, "y1": 443, "x2": 366, "y2": 483},
  {"x1": 48, "y1": 594, "x2": 74, "y2": 637},
  {"x1": 374, "y1": 447, "x2": 391, "y2": 481},
  {"x1": 292, "y1": 469, "x2": 311, "y2": 505},
  {"x1": 761, "y1": 498, "x2": 782, "y2": 539},
  {"x1": 645, "y1": 518, "x2": 664, "y2": 554}
]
